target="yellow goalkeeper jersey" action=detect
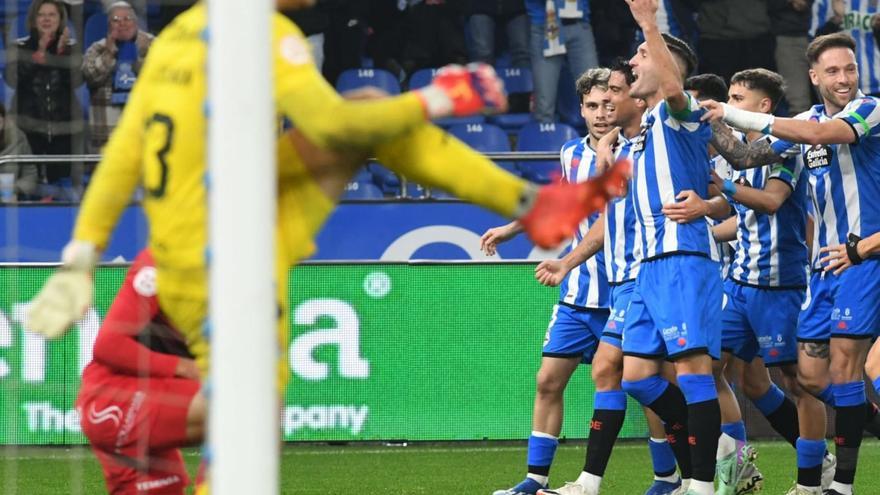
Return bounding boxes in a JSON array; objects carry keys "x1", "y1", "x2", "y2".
[{"x1": 73, "y1": 3, "x2": 427, "y2": 298}]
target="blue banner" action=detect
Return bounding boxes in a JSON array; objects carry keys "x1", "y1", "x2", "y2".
[{"x1": 0, "y1": 202, "x2": 558, "y2": 262}]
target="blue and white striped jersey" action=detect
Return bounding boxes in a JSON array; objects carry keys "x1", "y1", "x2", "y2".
[
  {"x1": 558, "y1": 137, "x2": 609, "y2": 309},
  {"x1": 830, "y1": 1, "x2": 880, "y2": 95},
  {"x1": 631, "y1": 94, "x2": 719, "y2": 261},
  {"x1": 729, "y1": 137, "x2": 810, "y2": 288},
  {"x1": 771, "y1": 96, "x2": 880, "y2": 269},
  {"x1": 711, "y1": 153, "x2": 737, "y2": 279},
  {"x1": 810, "y1": 0, "x2": 833, "y2": 37},
  {"x1": 604, "y1": 135, "x2": 642, "y2": 284}
]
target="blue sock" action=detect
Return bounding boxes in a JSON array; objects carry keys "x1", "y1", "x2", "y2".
[
  {"x1": 622, "y1": 375, "x2": 669, "y2": 406},
  {"x1": 873, "y1": 377, "x2": 880, "y2": 397},
  {"x1": 817, "y1": 384, "x2": 835, "y2": 406},
  {"x1": 832, "y1": 381, "x2": 866, "y2": 407},
  {"x1": 753, "y1": 384, "x2": 786, "y2": 416},
  {"x1": 796, "y1": 438, "x2": 825, "y2": 468},
  {"x1": 526, "y1": 432, "x2": 558, "y2": 475},
  {"x1": 595, "y1": 390, "x2": 627, "y2": 411},
  {"x1": 721, "y1": 421, "x2": 747, "y2": 442},
  {"x1": 648, "y1": 437, "x2": 676, "y2": 477},
  {"x1": 677, "y1": 374, "x2": 717, "y2": 404}
]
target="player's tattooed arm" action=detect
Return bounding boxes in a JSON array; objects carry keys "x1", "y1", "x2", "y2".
[
  {"x1": 799, "y1": 341, "x2": 830, "y2": 359},
  {"x1": 710, "y1": 121, "x2": 783, "y2": 170}
]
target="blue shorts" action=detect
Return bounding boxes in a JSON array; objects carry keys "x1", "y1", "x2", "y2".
[
  {"x1": 797, "y1": 271, "x2": 836, "y2": 342},
  {"x1": 622, "y1": 255, "x2": 723, "y2": 360},
  {"x1": 543, "y1": 303, "x2": 611, "y2": 364},
  {"x1": 602, "y1": 281, "x2": 635, "y2": 349},
  {"x1": 721, "y1": 279, "x2": 802, "y2": 366},
  {"x1": 830, "y1": 258, "x2": 880, "y2": 339}
]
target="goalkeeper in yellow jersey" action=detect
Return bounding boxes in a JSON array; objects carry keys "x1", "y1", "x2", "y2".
[{"x1": 27, "y1": 0, "x2": 628, "y2": 382}]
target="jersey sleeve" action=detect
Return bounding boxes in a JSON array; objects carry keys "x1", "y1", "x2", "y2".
[
  {"x1": 838, "y1": 96, "x2": 880, "y2": 142},
  {"x1": 92, "y1": 251, "x2": 180, "y2": 377},
  {"x1": 764, "y1": 135, "x2": 801, "y2": 189},
  {"x1": 72, "y1": 60, "x2": 149, "y2": 248},
  {"x1": 660, "y1": 92, "x2": 709, "y2": 133},
  {"x1": 271, "y1": 15, "x2": 427, "y2": 151}
]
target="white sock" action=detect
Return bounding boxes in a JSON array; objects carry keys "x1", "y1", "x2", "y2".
[
  {"x1": 689, "y1": 479, "x2": 714, "y2": 495},
  {"x1": 575, "y1": 471, "x2": 601, "y2": 492},
  {"x1": 716, "y1": 432, "x2": 736, "y2": 459},
  {"x1": 654, "y1": 472, "x2": 680, "y2": 483},
  {"x1": 526, "y1": 473, "x2": 549, "y2": 486},
  {"x1": 828, "y1": 481, "x2": 853, "y2": 495}
]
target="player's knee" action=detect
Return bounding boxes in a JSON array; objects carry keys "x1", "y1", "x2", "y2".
[
  {"x1": 535, "y1": 369, "x2": 567, "y2": 398},
  {"x1": 621, "y1": 375, "x2": 668, "y2": 406},
  {"x1": 740, "y1": 376, "x2": 768, "y2": 400},
  {"x1": 797, "y1": 366, "x2": 826, "y2": 396},
  {"x1": 591, "y1": 358, "x2": 622, "y2": 390}
]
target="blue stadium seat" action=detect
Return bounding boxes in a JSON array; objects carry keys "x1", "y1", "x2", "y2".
[
  {"x1": 447, "y1": 122, "x2": 518, "y2": 175},
  {"x1": 336, "y1": 68, "x2": 400, "y2": 95},
  {"x1": 408, "y1": 67, "x2": 484, "y2": 127},
  {"x1": 83, "y1": 12, "x2": 107, "y2": 50},
  {"x1": 368, "y1": 163, "x2": 399, "y2": 196},
  {"x1": 403, "y1": 181, "x2": 425, "y2": 199},
  {"x1": 342, "y1": 181, "x2": 384, "y2": 200},
  {"x1": 490, "y1": 66, "x2": 533, "y2": 131},
  {"x1": 352, "y1": 166, "x2": 373, "y2": 184},
  {"x1": 516, "y1": 121, "x2": 579, "y2": 183}
]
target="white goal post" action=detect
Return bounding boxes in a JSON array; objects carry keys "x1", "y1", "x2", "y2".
[{"x1": 207, "y1": 0, "x2": 278, "y2": 493}]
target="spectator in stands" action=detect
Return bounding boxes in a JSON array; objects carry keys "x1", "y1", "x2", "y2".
[
  {"x1": 526, "y1": 0, "x2": 599, "y2": 123},
  {"x1": 770, "y1": 0, "x2": 814, "y2": 115},
  {"x1": 284, "y1": 1, "x2": 330, "y2": 72},
  {"x1": 400, "y1": 0, "x2": 468, "y2": 78},
  {"x1": 6, "y1": 0, "x2": 84, "y2": 198},
  {"x1": 82, "y1": 1, "x2": 153, "y2": 152},
  {"x1": 0, "y1": 103, "x2": 38, "y2": 200},
  {"x1": 99, "y1": 0, "x2": 145, "y2": 18},
  {"x1": 322, "y1": 0, "x2": 370, "y2": 85},
  {"x1": 697, "y1": 0, "x2": 775, "y2": 84},
  {"x1": 466, "y1": 0, "x2": 529, "y2": 68}
]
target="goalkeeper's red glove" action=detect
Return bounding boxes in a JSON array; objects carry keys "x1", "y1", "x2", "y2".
[{"x1": 415, "y1": 63, "x2": 508, "y2": 119}]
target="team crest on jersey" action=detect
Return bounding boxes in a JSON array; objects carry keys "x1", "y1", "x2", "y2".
[{"x1": 804, "y1": 144, "x2": 833, "y2": 170}]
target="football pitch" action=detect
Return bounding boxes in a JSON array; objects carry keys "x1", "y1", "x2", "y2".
[{"x1": 2, "y1": 440, "x2": 878, "y2": 494}]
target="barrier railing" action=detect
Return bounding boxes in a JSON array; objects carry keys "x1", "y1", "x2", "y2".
[{"x1": 0, "y1": 151, "x2": 562, "y2": 202}]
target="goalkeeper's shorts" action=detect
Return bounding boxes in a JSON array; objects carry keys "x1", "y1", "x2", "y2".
[{"x1": 77, "y1": 367, "x2": 200, "y2": 494}]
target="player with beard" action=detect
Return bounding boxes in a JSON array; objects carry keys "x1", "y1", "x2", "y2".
[{"x1": 702, "y1": 32, "x2": 880, "y2": 495}]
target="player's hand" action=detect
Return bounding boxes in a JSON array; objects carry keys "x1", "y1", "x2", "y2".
[
  {"x1": 625, "y1": 0, "x2": 659, "y2": 29},
  {"x1": 832, "y1": 0, "x2": 846, "y2": 19},
  {"x1": 662, "y1": 190, "x2": 709, "y2": 223},
  {"x1": 26, "y1": 241, "x2": 99, "y2": 339},
  {"x1": 819, "y1": 243, "x2": 863, "y2": 275},
  {"x1": 534, "y1": 259, "x2": 568, "y2": 287},
  {"x1": 415, "y1": 63, "x2": 508, "y2": 119},
  {"x1": 596, "y1": 126, "x2": 621, "y2": 173},
  {"x1": 699, "y1": 99, "x2": 726, "y2": 122},
  {"x1": 480, "y1": 223, "x2": 518, "y2": 256},
  {"x1": 175, "y1": 358, "x2": 201, "y2": 380}
]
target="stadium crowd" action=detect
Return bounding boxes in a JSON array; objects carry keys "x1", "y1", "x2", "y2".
[{"x1": 0, "y1": 0, "x2": 868, "y2": 202}]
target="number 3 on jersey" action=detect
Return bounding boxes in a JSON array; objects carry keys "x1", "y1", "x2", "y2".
[{"x1": 144, "y1": 114, "x2": 174, "y2": 198}]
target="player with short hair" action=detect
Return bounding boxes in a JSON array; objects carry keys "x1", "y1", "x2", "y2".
[
  {"x1": 483, "y1": 67, "x2": 622, "y2": 495},
  {"x1": 706, "y1": 68, "x2": 824, "y2": 495},
  {"x1": 617, "y1": 2, "x2": 724, "y2": 494},
  {"x1": 76, "y1": 249, "x2": 204, "y2": 495},
  {"x1": 529, "y1": 59, "x2": 685, "y2": 495},
  {"x1": 684, "y1": 74, "x2": 729, "y2": 103},
  {"x1": 701, "y1": 31, "x2": 880, "y2": 495}
]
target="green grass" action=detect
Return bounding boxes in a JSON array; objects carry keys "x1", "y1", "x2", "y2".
[{"x1": 1, "y1": 440, "x2": 878, "y2": 494}]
